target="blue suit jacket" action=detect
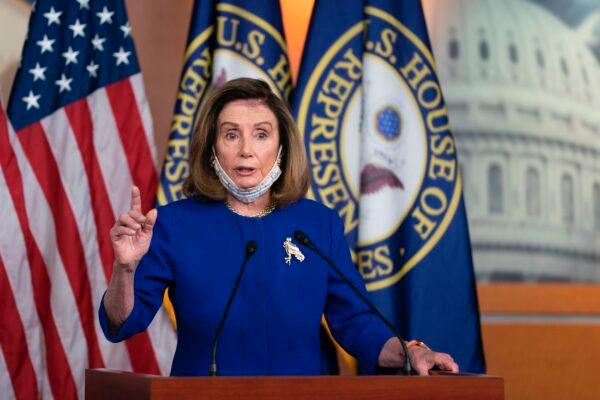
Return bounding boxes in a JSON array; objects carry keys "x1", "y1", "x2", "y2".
[{"x1": 99, "y1": 198, "x2": 392, "y2": 375}]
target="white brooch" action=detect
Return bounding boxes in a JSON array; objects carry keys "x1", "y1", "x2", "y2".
[{"x1": 283, "y1": 237, "x2": 304, "y2": 265}]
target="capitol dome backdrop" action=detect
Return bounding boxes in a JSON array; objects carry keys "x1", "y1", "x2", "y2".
[{"x1": 424, "y1": 0, "x2": 600, "y2": 283}]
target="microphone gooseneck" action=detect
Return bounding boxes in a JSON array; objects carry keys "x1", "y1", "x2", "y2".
[
  {"x1": 209, "y1": 240, "x2": 258, "y2": 376},
  {"x1": 293, "y1": 230, "x2": 413, "y2": 376}
]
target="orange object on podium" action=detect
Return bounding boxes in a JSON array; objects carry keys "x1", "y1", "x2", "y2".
[{"x1": 85, "y1": 368, "x2": 504, "y2": 400}]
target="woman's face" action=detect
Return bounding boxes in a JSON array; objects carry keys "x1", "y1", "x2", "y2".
[{"x1": 214, "y1": 99, "x2": 280, "y2": 189}]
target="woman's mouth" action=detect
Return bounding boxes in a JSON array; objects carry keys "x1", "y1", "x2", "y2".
[{"x1": 234, "y1": 167, "x2": 256, "y2": 176}]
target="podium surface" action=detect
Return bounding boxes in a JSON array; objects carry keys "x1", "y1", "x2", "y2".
[{"x1": 86, "y1": 368, "x2": 503, "y2": 400}]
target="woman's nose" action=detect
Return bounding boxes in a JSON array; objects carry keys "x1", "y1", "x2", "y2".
[{"x1": 239, "y1": 137, "x2": 253, "y2": 158}]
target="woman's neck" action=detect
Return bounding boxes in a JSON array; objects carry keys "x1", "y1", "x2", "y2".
[{"x1": 226, "y1": 191, "x2": 272, "y2": 217}]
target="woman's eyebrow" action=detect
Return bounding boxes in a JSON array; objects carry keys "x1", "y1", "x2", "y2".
[
  {"x1": 219, "y1": 121, "x2": 272, "y2": 128},
  {"x1": 254, "y1": 121, "x2": 272, "y2": 128},
  {"x1": 219, "y1": 121, "x2": 239, "y2": 129}
]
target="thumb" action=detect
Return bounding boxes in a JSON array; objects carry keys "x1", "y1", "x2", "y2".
[{"x1": 143, "y1": 209, "x2": 158, "y2": 232}]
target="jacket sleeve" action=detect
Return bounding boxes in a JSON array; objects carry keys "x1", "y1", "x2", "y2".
[
  {"x1": 323, "y1": 210, "x2": 393, "y2": 374},
  {"x1": 98, "y1": 208, "x2": 174, "y2": 343}
]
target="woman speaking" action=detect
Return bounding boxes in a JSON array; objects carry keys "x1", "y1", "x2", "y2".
[{"x1": 100, "y1": 78, "x2": 458, "y2": 376}]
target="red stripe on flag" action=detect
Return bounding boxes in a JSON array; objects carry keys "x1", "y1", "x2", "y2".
[
  {"x1": 123, "y1": 334, "x2": 161, "y2": 374},
  {"x1": 0, "y1": 256, "x2": 38, "y2": 400},
  {"x1": 105, "y1": 79, "x2": 158, "y2": 213},
  {"x1": 0, "y1": 114, "x2": 78, "y2": 399},
  {"x1": 17, "y1": 123, "x2": 105, "y2": 369},
  {"x1": 64, "y1": 99, "x2": 161, "y2": 374}
]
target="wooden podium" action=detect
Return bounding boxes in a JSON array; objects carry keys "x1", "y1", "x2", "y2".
[{"x1": 85, "y1": 369, "x2": 504, "y2": 400}]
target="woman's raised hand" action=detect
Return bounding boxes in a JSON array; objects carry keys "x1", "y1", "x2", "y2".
[{"x1": 110, "y1": 186, "x2": 157, "y2": 269}]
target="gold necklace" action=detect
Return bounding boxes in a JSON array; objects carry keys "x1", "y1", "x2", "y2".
[{"x1": 225, "y1": 200, "x2": 276, "y2": 218}]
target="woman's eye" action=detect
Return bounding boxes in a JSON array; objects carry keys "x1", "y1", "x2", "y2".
[
  {"x1": 225, "y1": 131, "x2": 238, "y2": 140},
  {"x1": 257, "y1": 131, "x2": 268, "y2": 139}
]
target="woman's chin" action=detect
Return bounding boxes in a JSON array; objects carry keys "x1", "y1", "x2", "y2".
[{"x1": 233, "y1": 178, "x2": 260, "y2": 189}]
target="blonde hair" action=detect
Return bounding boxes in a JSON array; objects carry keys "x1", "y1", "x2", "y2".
[{"x1": 182, "y1": 78, "x2": 310, "y2": 206}]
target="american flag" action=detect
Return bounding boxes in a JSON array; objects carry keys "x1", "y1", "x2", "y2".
[{"x1": 0, "y1": 0, "x2": 176, "y2": 398}]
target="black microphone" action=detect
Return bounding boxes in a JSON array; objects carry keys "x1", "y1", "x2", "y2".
[
  {"x1": 209, "y1": 240, "x2": 257, "y2": 376},
  {"x1": 294, "y1": 230, "x2": 413, "y2": 376}
]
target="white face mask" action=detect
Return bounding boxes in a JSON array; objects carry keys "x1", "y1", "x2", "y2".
[{"x1": 212, "y1": 146, "x2": 283, "y2": 204}]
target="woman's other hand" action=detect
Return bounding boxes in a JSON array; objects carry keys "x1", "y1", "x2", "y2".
[{"x1": 377, "y1": 337, "x2": 459, "y2": 375}]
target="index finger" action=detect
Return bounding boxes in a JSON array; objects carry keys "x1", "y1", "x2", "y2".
[{"x1": 130, "y1": 186, "x2": 142, "y2": 213}]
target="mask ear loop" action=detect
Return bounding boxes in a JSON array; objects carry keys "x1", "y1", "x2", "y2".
[
  {"x1": 211, "y1": 146, "x2": 221, "y2": 171},
  {"x1": 276, "y1": 145, "x2": 283, "y2": 167}
]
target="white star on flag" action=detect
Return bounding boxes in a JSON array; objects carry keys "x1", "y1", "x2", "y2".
[
  {"x1": 68, "y1": 19, "x2": 86, "y2": 38},
  {"x1": 22, "y1": 90, "x2": 41, "y2": 110},
  {"x1": 55, "y1": 73, "x2": 73, "y2": 93},
  {"x1": 113, "y1": 47, "x2": 131, "y2": 66},
  {"x1": 62, "y1": 46, "x2": 80, "y2": 65},
  {"x1": 76, "y1": 0, "x2": 90, "y2": 9},
  {"x1": 97, "y1": 6, "x2": 114, "y2": 25},
  {"x1": 91, "y1": 34, "x2": 106, "y2": 51},
  {"x1": 43, "y1": 6, "x2": 62, "y2": 26},
  {"x1": 86, "y1": 61, "x2": 99, "y2": 78},
  {"x1": 36, "y1": 34, "x2": 55, "y2": 53},
  {"x1": 28, "y1": 62, "x2": 47, "y2": 81},
  {"x1": 120, "y1": 22, "x2": 132, "y2": 38}
]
